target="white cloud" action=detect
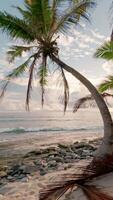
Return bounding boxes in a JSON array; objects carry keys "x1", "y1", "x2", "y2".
[
  {"x1": 91, "y1": 30, "x2": 105, "y2": 40},
  {"x1": 102, "y1": 61, "x2": 113, "y2": 74},
  {"x1": 58, "y1": 27, "x2": 106, "y2": 60}
]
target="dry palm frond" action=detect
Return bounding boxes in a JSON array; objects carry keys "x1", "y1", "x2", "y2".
[
  {"x1": 39, "y1": 174, "x2": 84, "y2": 200},
  {"x1": 39, "y1": 165, "x2": 97, "y2": 200},
  {"x1": 73, "y1": 93, "x2": 113, "y2": 112},
  {"x1": 82, "y1": 185, "x2": 113, "y2": 200},
  {"x1": 39, "y1": 171, "x2": 113, "y2": 200},
  {"x1": 39, "y1": 155, "x2": 113, "y2": 200}
]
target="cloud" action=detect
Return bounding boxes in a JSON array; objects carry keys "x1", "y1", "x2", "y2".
[
  {"x1": 102, "y1": 61, "x2": 113, "y2": 74},
  {"x1": 58, "y1": 28, "x2": 106, "y2": 60},
  {"x1": 91, "y1": 30, "x2": 105, "y2": 40}
]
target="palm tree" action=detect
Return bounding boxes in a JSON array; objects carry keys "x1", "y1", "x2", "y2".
[
  {"x1": 94, "y1": 40, "x2": 113, "y2": 93},
  {"x1": 0, "y1": 0, "x2": 113, "y2": 161},
  {"x1": 1, "y1": 1, "x2": 113, "y2": 199}
]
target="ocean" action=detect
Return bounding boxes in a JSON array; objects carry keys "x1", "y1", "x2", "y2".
[{"x1": 0, "y1": 109, "x2": 106, "y2": 142}]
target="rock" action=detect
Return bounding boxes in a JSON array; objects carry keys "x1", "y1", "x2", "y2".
[
  {"x1": 82, "y1": 149, "x2": 90, "y2": 156},
  {"x1": 65, "y1": 159, "x2": 72, "y2": 163},
  {"x1": 58, "y1": 149, "x2": 67, "y2": 156},
  {"x1": 7, "y1": 176, "x2": 14, "y2": 181},
  {"x1": 73, "y1": 142, "x2": 87, "y2": 149},
  {"x1": 75, "y1": 149, "x2": 83, "y2": 156},
  {"x1": 16, "y1": 174, "x2": 26, "y2": 180},
  {"x1": 8, "y1": 164, "x2": 20, "y2": 176},
  {"x1": 19, "y1": 165, "x2": 38, "y2": 174},
  {"x1": 48, "y1": 160, "x2": 57, "y2": 168},
  {"x1": 65, "y1": 155, "x2": 72, "y2": 160},
  {"x1": 24, "y1": 150, "x2": 42, "y2": 158},
  {"x1": 54, "y1": 156, "x2": 64, "y2": 163},
  {"x1": 47, "y1": 155, "x2": 55, "y2": 161},
  {"x1": 72, "y1": 153, "x2": 80, "y2": 159},
  {"x1": 20, "y1": 177, "x2": 29, "y2": 182},
  {"x1": 39, "y1": 168, "x2": 47, "y2": 176},
  {"x1": 42, "y1": 147, "x2": 57, "y2": 154},
  {"x1": 58, "y1": 143, "x2": 69, "y2": 149},
  {"x1": 0, "y1": 171, "x2": 7, "y2": 177},
  {"x1": 34, "y1": 160, "x2": 42, "y2": 166}
]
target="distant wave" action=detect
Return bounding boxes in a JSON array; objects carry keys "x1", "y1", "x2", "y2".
[{"x1": 0, "y1": 126, "x2": 103, "y2": 134}]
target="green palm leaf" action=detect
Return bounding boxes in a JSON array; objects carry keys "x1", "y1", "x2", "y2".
[
  {"x1": 38, "y1": 57, "x2": 48, "y2": 107},
  {"x1": 98, "y1": 76, "x2": 113, "y2": 93},
  {"x1": 24, "y1": 0, "x2": 53, "y2": 37},
  {"x1": 0, "y1": 11, "x2": 34, "y2": 42},
  {"x1": 26, "y1": 56, "x2": 37, "y2": 110},
  {"x1": 7, "y1": 45, "x2": 34, "y2": 63},
  {"x1": 50, "y1": 0, "x2": 96, "y2": 36},
  {"x1": 0, "y1": 58, "x2": 30, "y2": 98},
  {"x1": 94, "y1": 41, "x2": 113, "y2": 60}
]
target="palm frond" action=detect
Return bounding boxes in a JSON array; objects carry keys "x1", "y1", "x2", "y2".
[
  {"x1": 0, "y1": 81, "x2": 9, "y2": 99},
  {"x1": 38, "y1": 56, "x2": 48, "y2": 107},
  {"x1": 39, "y1": 173, "x2": 84, "y2": 200},
  {"x1": 0, "y1": 11, "x2": 34, "y2": 42},
  {"x1": 73, "y1": 95, "x2": 93, "y2": 112},
  {"x1": 13, "y1": 6, "x2": 31, "y2": 22},
  {"x1": 7, "y1": 45, "x2": 34, "y2": 63},
  {"x1": 94, "y1": 41, "x2": 113, "y2": 60},
  {"x1": 60, "y1": 68, "x2": 69, "y2": 113},
  {"x1": 0, "y1": 58, "x2": 30, "y2": 99},
  {"x1": 6, "y1": 59, "x2": 30, "y2": 79},
  {"x1": 24, "y1": 0, "x2": 53, "y2": 37},
  {"x1": 73, "y1": 93, "x2": 113, "y2": 112},
  {"x1": 26, "y1": 53, "x2": 39, "y2": 110},
  {"x1": 82, "y1": 185, "x2": 113, "y2": 200},
  {"x1": 39, "y1": 171, "x2": 113, "y2": 200},
  {"x1": 98, "y1": 76, "x2": 113, "y2": 93},
  {"x1": 50, "y1": 0, "x2": 96, "y2": 36},
  {"x1": 26, "y1": 62, "x2": 35, "y2": 111}
]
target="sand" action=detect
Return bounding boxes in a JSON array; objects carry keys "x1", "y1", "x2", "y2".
[{"x1": 1, "y1": 132, "x2": 113, "y2": 200}]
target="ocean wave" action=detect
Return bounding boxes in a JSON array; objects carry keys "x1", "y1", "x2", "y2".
[{"x1": 0, "y1": 126, "x2": 103, "y2": 134}]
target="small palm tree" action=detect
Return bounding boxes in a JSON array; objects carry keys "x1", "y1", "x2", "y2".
[
  {"x1": 0, "y1": 0, "x2": 113, "y2": 160},
  {"x1": 95, "y1": 40, "x2": 113, "y2": 92}
]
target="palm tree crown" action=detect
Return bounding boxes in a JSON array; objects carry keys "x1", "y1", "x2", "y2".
[
  {"x1": 0, "y1": 0, "x2": 96, "y2": 111},
  {"x1": 94, "y1": 40, "x2": 113, "y2": 93}
]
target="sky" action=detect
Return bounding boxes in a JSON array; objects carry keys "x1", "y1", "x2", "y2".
[{"x1": 0, "y1": 0, "x2": 113, "y2": 111}]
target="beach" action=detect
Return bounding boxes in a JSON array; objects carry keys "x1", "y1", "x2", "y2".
[
  {"x1": 0, "y1": 132, "x2": 101, "y2": 199},
  {"x1": 0, "y1": 109, "x2": 108, "y2": 199}
]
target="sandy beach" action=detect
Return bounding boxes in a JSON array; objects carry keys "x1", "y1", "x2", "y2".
[{"x1": 0, "y1": 131, "x2": 102, "y2": 200}]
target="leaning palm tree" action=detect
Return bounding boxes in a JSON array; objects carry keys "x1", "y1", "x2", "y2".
[
  {"x1": 0, "y1": 0, "x2": 113, "y2": 161},
  {"x1": 1, "y1": 1, "x2": 113, "y2": 199}
]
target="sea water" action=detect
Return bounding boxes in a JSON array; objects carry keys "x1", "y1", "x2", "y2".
[{"x1": 0, "y1": 109, "x2": 108, "y2": 142}]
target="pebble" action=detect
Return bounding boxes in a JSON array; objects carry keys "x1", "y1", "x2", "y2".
[{"x1": 0, "y1": 140, "x2": 98, "y2": 184}]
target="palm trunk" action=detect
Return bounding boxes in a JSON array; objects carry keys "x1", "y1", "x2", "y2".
[{"x1": 50, "y1": 54, "x2": 113, "y2": 159}]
